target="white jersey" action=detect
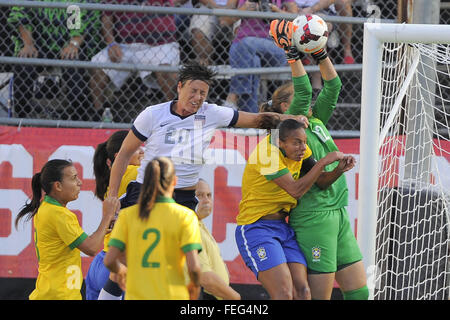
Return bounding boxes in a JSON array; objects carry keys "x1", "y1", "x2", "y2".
[{"x1": 132, "y1": 101, "x2": 238, "y2": 188}]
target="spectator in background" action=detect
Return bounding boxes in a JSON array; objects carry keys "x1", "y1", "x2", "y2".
[
  {"x1": 189, "y1": 0, "x2": 233, "y2": 65},
  {"x1": 90, "y1": 0, "x2": 180, "y2": 117},
  {"x1": 194, "y1": 179, "x2": 241, "y2": 300},
  {"x1": 222, "y1": 0, "x2": 298, "y2": 113},
  {"x1": 334, "y1": 0, "x2": 355, "y2": 64},
  {"x1": 173, "y1": 0, "x2": 193, "y2": 63},
  {"x1": 296, "y1": 0, "x2": 355, "y2": 64},
  {"x1": 173, "y1": 0, "x2": 234, "y2": 65},
  {"x1": 0, "y1": 7, "x2": 13, "y2": 70},
  {"x1": 7, "y1": 1, "x2": 100, "y2": 120}
]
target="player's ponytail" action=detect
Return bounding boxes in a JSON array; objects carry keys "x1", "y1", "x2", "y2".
[
  {"x1": 256, "y1": 113, "x2": 282, "y2": 131},
  {"x1": 15, "y1": 159, "x2": 72, "y2": 229},
  {"x1": 259, "y1": 82, "x2": 293, "y2": 114},
  {"x1": 93, "y1": 130, "x2": 128, "y2": 200},
  {"x1": 138, "y1": 157, "x2": 175, "y2": 221}
]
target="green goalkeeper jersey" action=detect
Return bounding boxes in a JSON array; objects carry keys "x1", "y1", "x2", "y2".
[{"x1": 286, "y1": 74, "x2": 348, "y2": 212}]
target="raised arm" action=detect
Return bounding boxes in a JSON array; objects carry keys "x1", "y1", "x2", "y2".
[
  {"x1": 269, "y1": 19, "x2": 312, "y2": 116},
  {"x1": 285, "y1": 62, "x2": 313, "y2": 117},
  {"x1": 108, "y1": 130, "x2": 143, "y2": 198},
  {"x1": 312, "y1": 57, "x2": 342, "y2": 124}
]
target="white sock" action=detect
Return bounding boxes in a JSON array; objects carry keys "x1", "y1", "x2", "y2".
[{"x1": 97, "y1": 288, "x2": 122, "y2": 300}]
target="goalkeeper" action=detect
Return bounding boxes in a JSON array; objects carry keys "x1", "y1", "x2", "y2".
[{"x1": 267, "y1": 19, "x2": 368, "y2": 300}]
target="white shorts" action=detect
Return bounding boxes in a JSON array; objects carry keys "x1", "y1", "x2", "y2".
[
  {"x1": 189, "y1": 5, "x2": 219, "y2": 41},
  {"x1": 91, "y1": 42, "x2": 180, "y2": 89}
]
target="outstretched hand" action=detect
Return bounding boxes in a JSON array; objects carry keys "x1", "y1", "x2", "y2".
[
  {"x1": 269, "y1": 19, "x2": 302, "y2": 64},
  {"x1": 269, "y1": 19, "x2": 293, "y2": 50},
  {"x1": 294, "y1": 115, "x2": 309, "y2": 128}
]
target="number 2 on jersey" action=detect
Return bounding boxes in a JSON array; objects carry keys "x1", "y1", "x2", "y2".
[{"x1": 142, "y1": 228, "x2": 161, "y2": 268}]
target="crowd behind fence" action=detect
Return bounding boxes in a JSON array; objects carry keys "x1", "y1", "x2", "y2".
[{"x1": 0, "y1": 0, "x2": 447, "y2": 134}]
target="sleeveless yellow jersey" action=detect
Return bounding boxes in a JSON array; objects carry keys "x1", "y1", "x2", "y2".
[
  {"x1": 108, "y1": 196, "x2": 202, "y2": 300},
  {"x1": 237, "y1": 135, "x2": 312, "y2": 225},
  {"x1": 29, "y1": 196, "x2": 88, "y2": 300},
  {"x1": 103, "y1": 165, "x2": 138, "y2": 252}
]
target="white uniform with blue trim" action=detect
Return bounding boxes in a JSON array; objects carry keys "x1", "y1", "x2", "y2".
[{"x1": 132, "y1": 100, "x2": 238, "y2": 188}]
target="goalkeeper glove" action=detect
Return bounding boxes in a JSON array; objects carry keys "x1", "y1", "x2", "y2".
[
  {"x1": 310, "y1": 47, "x2": 328, "y2": 63},
  {"x1": 269, "y1": 19, "x2": 292, "y2": 49},
  {"x1": 269, "y1": 19, "x2": 302, "y2": 64},
  {"x1": 284, "y1": 45, "x2": 303, "y2": 64}
]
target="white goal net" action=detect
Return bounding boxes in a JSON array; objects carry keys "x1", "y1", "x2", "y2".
[{"x1": 358, "y1": 24, "x2": 450, "y2": 300}]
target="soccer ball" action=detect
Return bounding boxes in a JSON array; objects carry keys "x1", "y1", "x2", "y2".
[{"x1": 292, "y1": 14, "x2": 329, "y2": 54}]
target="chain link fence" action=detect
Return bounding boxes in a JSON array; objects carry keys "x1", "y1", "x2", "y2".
[{"x1": 0, "y1": 0, "x2": 407, "y2": 133}]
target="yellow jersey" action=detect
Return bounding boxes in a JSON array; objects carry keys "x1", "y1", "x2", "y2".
[
  {"x1": 103, "y1": 165, "x2": 138, "y2": 252},
  {"x1": 198, "y1": 221, "x2": 230, "y2": 300},
  {"x1": 237, "y1": 135, "x2": 312, "y2": 225},
  {"x1": 29, "y1": 195, "x2": 87, "y2": 300},
  {"x1": 108, "y1": 196, "x2": 202, "y2": 300}
]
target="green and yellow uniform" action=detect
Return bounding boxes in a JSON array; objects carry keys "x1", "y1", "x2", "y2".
[
  {"x1": 286, "y1": 74, "x2": 363, "y2": 273},
  {"x1": 108, "y1": 196, "x2": 202, "y2": 300},
  {"x1": 30, "y1": 195, "x2": 87, "y2": 300},
  {"x1": 237, "y1": 135, "x2": 312, "y2": 225}
]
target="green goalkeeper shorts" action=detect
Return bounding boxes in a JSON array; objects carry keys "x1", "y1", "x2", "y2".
[{"x1": 288, "y1": 207, "x2": 363, "y2": 273}]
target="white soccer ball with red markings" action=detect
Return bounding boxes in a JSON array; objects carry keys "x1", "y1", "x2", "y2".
[{"x1": 292, "y1": 14, "x2": 329, "y2": 54}]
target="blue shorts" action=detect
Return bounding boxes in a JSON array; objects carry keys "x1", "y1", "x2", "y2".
[
  {"x1": 235, "y1": 219, "x2": 307, "y2": 279},
  {"x1": 85, "y1": 251, "x2": 110, "y2": 300},
  {"x1": 122, "y1": 181, "x2": 198, "y2": 210}
]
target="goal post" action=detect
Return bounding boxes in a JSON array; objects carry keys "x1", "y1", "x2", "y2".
[{"x1": 358, "y1": 23, "x2": 450, "y2": 300}]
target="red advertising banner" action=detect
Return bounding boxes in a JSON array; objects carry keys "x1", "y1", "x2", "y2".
[{"x1": 6, "y1": 125, "x2": 435, "y2": 285}]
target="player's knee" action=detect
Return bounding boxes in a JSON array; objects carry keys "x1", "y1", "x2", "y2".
[
  {"x1": 294, "y1": 282, "x2": 311, "y2": 300},
  {"x1": 271, "y1": 284, "x2": 293, "y2": 300},
  {"x1": 278, "y1": 286, "x2": 294, "y2": 300}
]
